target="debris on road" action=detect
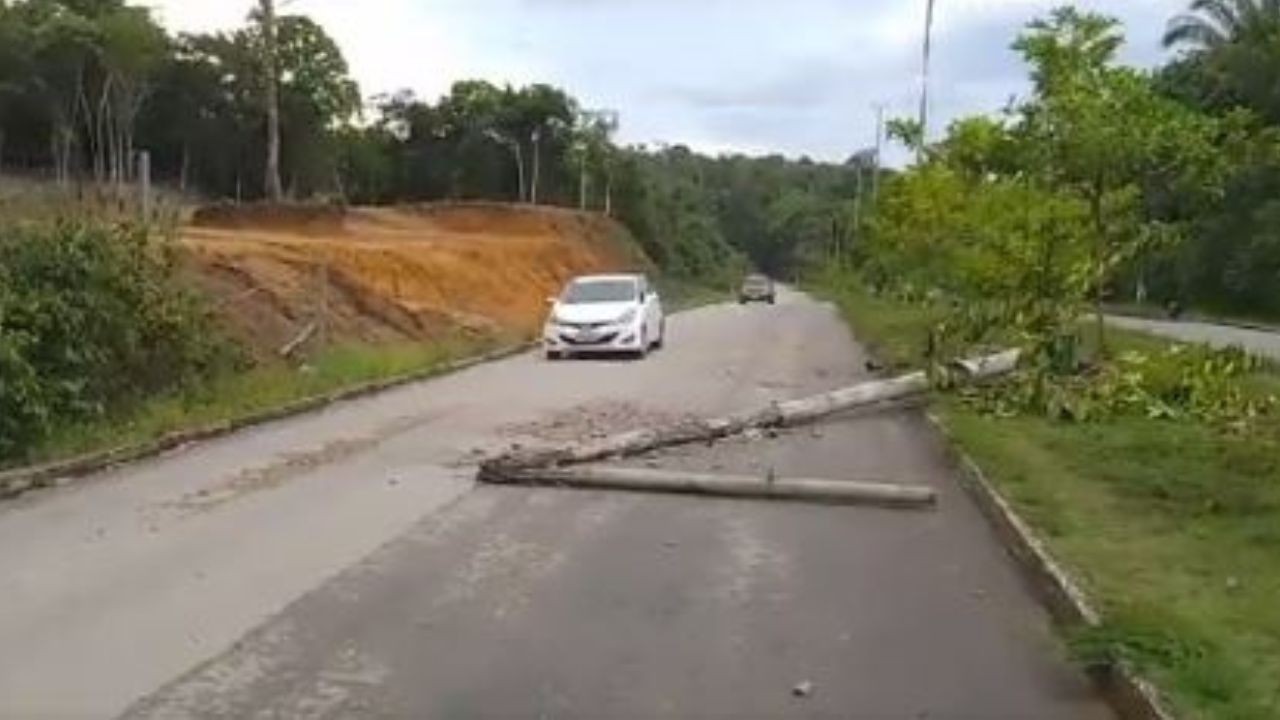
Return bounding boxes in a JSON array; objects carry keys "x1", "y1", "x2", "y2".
[
  {"x1": 500, "y1": 400, "x2": 699, "y2": 445},
  {"x1": 792, "y1": 680, "x2": 814, "y2": 698}
]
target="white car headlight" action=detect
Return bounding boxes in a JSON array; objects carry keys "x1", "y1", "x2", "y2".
[{"x1": 616, "y1": 308, "x2": 638, "y2": 325}]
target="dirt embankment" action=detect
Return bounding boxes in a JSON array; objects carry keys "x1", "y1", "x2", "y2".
[{"x1": 183, "y1": 203, "x2": 649, "y2": 358}]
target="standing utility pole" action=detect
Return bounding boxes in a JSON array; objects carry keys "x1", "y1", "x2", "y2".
[
  {"x1": 261, "y1": 0, "x2": 284, "y2": 201},
  {"x1": 853, "y1": 166, "x2": 863, "y2": 233},
  {"x1": 872, "y1": 104, "x2": 885, "y2": 206},
  {"x1": 918, "y1": 0, "x2": 936, "y2": 163}
]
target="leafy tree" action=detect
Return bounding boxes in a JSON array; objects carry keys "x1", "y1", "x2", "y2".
[
  {"x1": 94, "y1": 4, "x2": 166, "y2": 186},
  {"x1": 570, "y1": 109, "x2": 618, "y2": 211},
  {"x1": 886, "y1": 118, "x2": 925, "y2": 157},
  {"x1": 1013, "y1": 8, "x2": 1223, "y2": 352},
  {"x1": 1164, "y1": 0, "x2": 1280, "y2": 123},
  {"x1": 1164, "y1": 0, "x2": 1280, "y2": 51},
  {"x1": 16, "y1": 0, "x2": 99, "y2": 183}
]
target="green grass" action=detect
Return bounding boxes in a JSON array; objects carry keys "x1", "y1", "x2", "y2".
[
  {"x1": 818, "y1": 283, "x2": 942, "y2": 370},
  {"x1": 18, "y1": 338, "x2": 491, "y2": 469},
  {"x1": 821, "y1": 278, "x2": 1280, "y2": 720}
]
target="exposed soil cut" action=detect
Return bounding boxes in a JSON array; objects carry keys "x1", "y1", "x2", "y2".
[{"x1": 180, "y1": 202, "x2": 649, "y2": 359}]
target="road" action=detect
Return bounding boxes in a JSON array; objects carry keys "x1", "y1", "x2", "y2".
[
  {"x1": 2, "y1": 290, "x2": 1111, "y2": 719},
  {"x1": 1109, "y1": 314, "x2": 1280, "y2": 360}
]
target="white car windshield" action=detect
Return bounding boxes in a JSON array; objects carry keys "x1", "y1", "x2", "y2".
[{"x1": 563, "y1": 280, "x2": 637, "y2": 304}]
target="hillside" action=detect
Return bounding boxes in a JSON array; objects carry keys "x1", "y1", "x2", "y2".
[{"x1": 182, "y1": 203, "x2": 650, "y2": 357}]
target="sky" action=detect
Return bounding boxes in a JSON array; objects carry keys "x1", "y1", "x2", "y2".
[{"x1": 144, "y1": 0, "x2": 1189, "y2": 164}]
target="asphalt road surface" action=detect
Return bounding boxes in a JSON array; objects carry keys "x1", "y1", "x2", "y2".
[
  {"x1": 1109, "y1": 314, "x2": 1280, "y2": 361},
  {"x1": 1, "y1": 289, "x2": 1111, "y2": 719}
]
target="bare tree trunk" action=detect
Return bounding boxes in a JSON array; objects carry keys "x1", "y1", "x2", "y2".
[
  {"x1": 604, "y1": 171, "x2": 612, "y2": 216},
  {"x1": 106, "y1": 87, "x2": 119, "y2": 190},
  {"x1": 124, "y1": 128, "x2": 134, "y2": 185},
  {"x1": 59, "y1": 127, "x2": 75, "y2": 187},
  {"x1": 81, "y1": 85, "x2": 103, "y2": 185},
  {"x1": 578, "y1": 154, "x2": 587, "y2": 210},
  {"x1": 513, "y1": 142, "x2": 526, "y2": 202},
  {"x1": 261, "y1": 0, "x2": 284, "y2": 202},
  {"x1": 180, "y1": 142, "x2": 190, "y2": 192},
  {"x1": 108, "y1": 100, "x2": 122, "y2": 195},
  {"x1": 530, "y1": 130, "x2": 541, "y2": 205}
]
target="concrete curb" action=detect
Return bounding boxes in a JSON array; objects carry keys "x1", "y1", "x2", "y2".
[
  {"x1": 0, "y1": 342, "x2": 538, "y2": 503},
  {"x1": 924, "y1": 412, "x2": 1177, "y2": 720}
]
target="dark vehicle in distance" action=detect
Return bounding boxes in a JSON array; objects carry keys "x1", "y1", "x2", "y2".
[{"x1": 739, "y1": 274, "x2": 776, "y2": 304}]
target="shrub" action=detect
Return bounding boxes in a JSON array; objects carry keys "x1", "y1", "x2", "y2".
[
  {"x1": 963, "y1": 343, "x2": 1276, "y2": 429},
  {"x1": 0, "y1": 220, "x2": 234, "y2": 460}
]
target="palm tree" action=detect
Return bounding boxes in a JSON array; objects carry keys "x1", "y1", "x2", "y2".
[
  {"x1": 1163, "y1": 0, "x2": 1280, "y2": 51},
  {"x1": 1163, "y1": 0, "x2": 1280, "y2": 121}
]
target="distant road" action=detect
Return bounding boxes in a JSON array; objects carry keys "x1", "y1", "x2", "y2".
[{"x1": 1108, "y1": 315, "x2": 1280, "y2": 361}]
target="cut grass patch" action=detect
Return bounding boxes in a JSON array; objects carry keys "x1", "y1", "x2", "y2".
[
  {"x1": 15, "y1": 337, "x2": 492, "y2": 470},
  {"x1": 821, "y1": 276, "x2": 1280, "y2": 720}
]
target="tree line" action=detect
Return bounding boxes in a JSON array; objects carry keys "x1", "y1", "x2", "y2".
[{"x1": 0, "y1": 0, "x2": 873, "y2": 285}]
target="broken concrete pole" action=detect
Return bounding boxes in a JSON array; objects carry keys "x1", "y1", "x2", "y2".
[
  {"x1": 774, "y1": 371, "x2": 929, "y2": 426},
  {"x1": 952, "y1": 349, "x2": 1021, "y2": 380},
  {"x1": 485, "y1": 466, "x2": 937, "y2": 509},
  {"x1": 480, "y1": 349, "x2": 1020, "y2": 476}
]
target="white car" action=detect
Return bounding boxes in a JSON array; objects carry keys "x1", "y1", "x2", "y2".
[{"x1": 543, "y1": 274, "x2": 665, "y2": 359}]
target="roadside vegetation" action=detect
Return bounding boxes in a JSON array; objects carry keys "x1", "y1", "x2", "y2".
[
  {"x1": 816, "y1": 4, "x2": 1280, "y2": 718},
  {"x1": 823, "y1": 278, "x2": 1280, "y2": 720},
  {"x1": 0, "y1": 216, "x2": 494, "y2": 470},
  {"x1": 0, "y1": 220, "x2": 232, "y2": 464},
  {"x1": 27, "y1": 338, "x2": 488, "y2": 468}
]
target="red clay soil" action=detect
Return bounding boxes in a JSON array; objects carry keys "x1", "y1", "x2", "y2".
[{"x1": 181, "y1": 202, "x2": 650, "y2": 358}]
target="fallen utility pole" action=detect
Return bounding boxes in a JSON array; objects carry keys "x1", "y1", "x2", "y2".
[
  {"x1": 480, "y1": 349, "x2": 1021, "y2": 477},
  {"x1": 486, "y1": 466, "x2": 937, "y2": 509}
]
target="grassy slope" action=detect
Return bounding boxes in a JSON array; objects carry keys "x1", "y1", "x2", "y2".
[
  {"x1": 18, "y1": 338, "x2": 489, "y2": 469},
  {"x1": 821, "y1": 281, "x2": 1280, "y2": 720}
]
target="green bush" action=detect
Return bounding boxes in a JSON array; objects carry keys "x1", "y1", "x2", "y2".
[
  {"x1": 0, "y1": 220, "x2": 234, "y2": 460},
  {"x1": 965, "y1": 343, "x2": 1276, "y2": 429}
]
